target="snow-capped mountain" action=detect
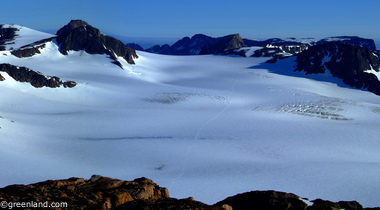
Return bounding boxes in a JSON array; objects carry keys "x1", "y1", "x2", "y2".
[{"x1": 1, "y1": 20, "x2": 380, "y2": 208}]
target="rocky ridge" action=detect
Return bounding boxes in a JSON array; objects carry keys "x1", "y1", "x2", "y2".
[
  {"x1": 0, "y1": 63, "x2": 76, "y2": 88},
  {"x1": 295, "y1": 42, "x2": 380, "y2": 95},
  {"x1": 130, "y1": 35, "x2": 375, "y2": 58},
  {"x1": 0, "y1": 175, "x2": 378, "y2": 210}
]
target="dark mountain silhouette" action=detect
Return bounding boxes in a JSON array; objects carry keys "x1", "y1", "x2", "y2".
[
  {"x1": 141, "y1": 34, "x2": 219, "y2": 55},
  {"x1": 199, "y1": 34, "x2": 246, "y2": 55}
]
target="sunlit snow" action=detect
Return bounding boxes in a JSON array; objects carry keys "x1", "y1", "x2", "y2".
[{"x1": 0, "y1": 40, "x2": 380, "y2": 208}]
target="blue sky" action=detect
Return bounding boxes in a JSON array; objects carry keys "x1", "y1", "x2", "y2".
[{"x1": 2, "y1": 0, "x2": 380, "y2": 42}]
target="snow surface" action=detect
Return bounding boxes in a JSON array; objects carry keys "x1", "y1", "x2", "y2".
[
  {"x1": 1, "y1": 42, "x2": 380, "y2": 207},
  {"x1": 1, "y1": 24, "x2": 55, "y2": 50}
]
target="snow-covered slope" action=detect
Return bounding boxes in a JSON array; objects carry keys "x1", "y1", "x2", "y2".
[
  {"x1": 0, "y1": 24, "x2": 55, "y2": 50},
  {"x1": 1, "y1": 35, "x2": 380, "y2": 207}
]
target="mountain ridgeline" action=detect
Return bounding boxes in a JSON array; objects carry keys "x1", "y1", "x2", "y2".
[
  {"x1": 127, "y1": 34, "x2": 380, "y2": 96},
  {"x1": 1, "y1": 20, "x2": 380, "y2": 96}
]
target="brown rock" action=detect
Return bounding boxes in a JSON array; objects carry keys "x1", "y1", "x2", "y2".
[{"x1": 215, "y1": 190, "x2": 308, "y2": 210}]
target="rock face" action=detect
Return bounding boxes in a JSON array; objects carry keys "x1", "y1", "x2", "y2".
[
  {"x1": 0, "y1": 25, "x2": 18, "y2": 51},
  {"x1": 295, "y1": 43, "x2": 380, "y2": 95},
  {"x1": 56, "y1": 20, "x2": 138, "y2": 65},
  {"x1": 0, "y1": 63, "x2": 76, "y2": 88},
  {"x1": 199, "y1": 34, "x2": 246, "y2": 55}
]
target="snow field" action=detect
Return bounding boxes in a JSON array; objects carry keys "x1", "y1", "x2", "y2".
[{"x1": 0, "y1": 45, "x2": 380, "y2": 207}]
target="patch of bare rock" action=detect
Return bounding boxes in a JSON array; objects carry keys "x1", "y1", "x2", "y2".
[{"x1": 0, "y1": 175, "x2": 378, "y2": 210}]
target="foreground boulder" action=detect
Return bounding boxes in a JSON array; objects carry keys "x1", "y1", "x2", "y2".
[
  {"x1": 215, "y1": 190, "x2": 308, "y2": 210},
  {"x1": 0, "y1": 175, "x2": 377, "y2": 210},
  {"x1": 0, "y1": 176, "x2": 169, "y2": 210}
]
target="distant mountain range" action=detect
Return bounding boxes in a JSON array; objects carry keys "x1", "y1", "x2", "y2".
[
  {"x1": 126, "y1": 33, "x2": 377, "y2": 56},
  {"x1": 1, "y1": 20, "x2": 380, "y2": 96}
]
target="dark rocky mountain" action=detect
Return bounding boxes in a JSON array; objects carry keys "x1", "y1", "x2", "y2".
[
  {"x1": 56, "y1": 20, "x2": 138, "y2": 66},
  {"x1": 315, "y1": 36, "x2": 377, "y2": 51},
  {"x1": 0, "y1": 175, "x2": 376, "y2": 210},
  {"x1": 295, "y1": 43, "x2": 380, "y2": 95},
  {"x1": 0, "y1": 25, "x2": 18, "y2": 51},
  {"x1": 145, "y1": 44, "x2": 171, "y2": 54},
  {"x1": 199, "y1": 34, "x2": 246, "y2": 55},
  {"x1": 0, "y1": 63, "x2": 76, "y2": 88},
  {"x1": 142, "y1": 34, "x2": 219, "y2": 55}
]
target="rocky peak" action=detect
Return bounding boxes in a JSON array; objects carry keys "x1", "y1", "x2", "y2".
[
  {"x1": 55, "y1": 20, "x2": 138, "y2": 66},
  {"x1": 56, "y1": 20, "x2": 96, "y2": 42},
  {"x1": 199, "y1": 33, "x2": 246, "y2": 55}
]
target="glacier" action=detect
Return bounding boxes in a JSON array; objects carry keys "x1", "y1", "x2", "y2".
[{"x1": 0, "y1": 30, "x2": 380, "y2": 208}]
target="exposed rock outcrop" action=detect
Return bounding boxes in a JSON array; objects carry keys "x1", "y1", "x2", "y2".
[
  {"x1": 56, "y1": 20, "x2": 138, "y2": 66},
  {"x1": 0, "y1": 175, "x2": 377, "y2": 210},
  {"x1": 0, "y1": 176, "x2": 169, "y2": 210},
  {"x1": 0, "y1": 63, "x2": 76, "y2": 88},
  {"x1": 10, "y1": 38, "x2": 54, "y2": 58},
  {"x1": 199, "y1": 34, "x2": 246, "y2": 55},
  {"x1": 295, "y1": 43, "x2": 380, "y2": 95},
  {"x1": 0, "y1": 25, "x2": 18, "y2": 51},
  {"x1": 215, "y1": 190, "x2": 308, "y2": 210}
]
